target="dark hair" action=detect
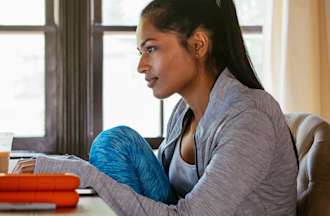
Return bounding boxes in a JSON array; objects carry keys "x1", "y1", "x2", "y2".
[{"x1": 141, "y1": 0, "x2": 264, "y2": 90}]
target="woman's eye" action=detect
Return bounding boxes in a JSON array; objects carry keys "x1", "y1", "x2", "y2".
[{"x1": 146, "y1": 46, "x2": 156, "y2": 54}]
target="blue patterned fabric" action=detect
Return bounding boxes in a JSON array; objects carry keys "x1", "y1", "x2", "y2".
[{"x1": 89, "y1": 126, "x2": 176, "y2": 204}]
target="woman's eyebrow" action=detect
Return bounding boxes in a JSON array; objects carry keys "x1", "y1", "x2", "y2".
[{"x1": 138, "y1": 38, "x2": 156, "y2": 50}]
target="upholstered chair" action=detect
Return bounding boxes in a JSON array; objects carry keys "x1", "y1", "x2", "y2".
[{"x1": 286, "y1": 113, "x2": 330, "y2": 216}]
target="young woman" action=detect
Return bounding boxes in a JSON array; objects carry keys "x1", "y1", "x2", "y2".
[{"x1": 14, "y1": 0, "x2": 298, "y2": 215}]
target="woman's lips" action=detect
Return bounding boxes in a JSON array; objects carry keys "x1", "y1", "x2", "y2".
[{"x1": 145, "y1": 77, "x2": 158, "y2": 88}]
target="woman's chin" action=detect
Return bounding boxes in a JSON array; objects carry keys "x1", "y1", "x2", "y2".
[{"x1": 152, "y1": 89, "x2": 172, "y2": 99}]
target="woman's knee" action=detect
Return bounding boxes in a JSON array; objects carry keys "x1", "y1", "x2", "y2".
[
  {"x1": 91, "y1": 125, "x2": 136, "y2": 148},
  {"x1": 89, "y1": 126, "x2": 147, "y2": 161}
]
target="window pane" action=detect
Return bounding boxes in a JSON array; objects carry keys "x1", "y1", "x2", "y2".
[
  {"x1": 103, "y1": 0, "x2": 265, "y2": 26},
  {"x1": 103, "y1": 33, "x2": 160, "y2": 137},
  {"x1": 234, "y1": 0, "x2": 265, "y2": 26},
  {"x1": 0, "y1": 0, "x2": 45, "y2": 25},
  {"x1": 243, "y1": 34, "x2": 264, "y2": 81},
  {"x1": 0, "y1": 33, "x2": 45, "y2": 137},
  {"x1": 102, "y1": 0, "x2": 151, "y2": 26}
]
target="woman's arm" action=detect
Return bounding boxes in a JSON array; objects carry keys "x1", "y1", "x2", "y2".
[{"x1": 35, "y1": 109, "x2": 275, "y2": 216}]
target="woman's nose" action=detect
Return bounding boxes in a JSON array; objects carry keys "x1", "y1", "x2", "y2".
[{"x1": 137, "y1": 55, "x2": 149, "y2": 74}]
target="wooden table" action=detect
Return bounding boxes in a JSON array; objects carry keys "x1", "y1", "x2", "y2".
[
  {"x1": 0, "y1": 197, "x2": 117, "y2": 215},
  {"x1": 0, "y1": 160, "x2": 117, "y2": 215}
]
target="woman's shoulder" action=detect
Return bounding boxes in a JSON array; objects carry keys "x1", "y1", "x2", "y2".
[
  {"x1": 219, "y1": 71, "x2": 284, "y2": 122},
  {"x1": 247, "y1": 88, "x2": 287, "y2": 129},
  {"x1": 208, "y1": 71, "x2": 288, "y2": 136}
]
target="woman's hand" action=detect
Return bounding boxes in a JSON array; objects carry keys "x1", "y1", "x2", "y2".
[{"x1": 12, "y1": 159, "x2": 36, "y2": 174}]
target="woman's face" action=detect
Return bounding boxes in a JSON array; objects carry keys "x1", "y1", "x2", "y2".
[{"x1": 136, "y1": 17, "x2": 198, "y2": 99}]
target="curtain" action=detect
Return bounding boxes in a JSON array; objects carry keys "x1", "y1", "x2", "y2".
[{"x1": 263, "y1": 0, "x2": 330, "y2": 122}]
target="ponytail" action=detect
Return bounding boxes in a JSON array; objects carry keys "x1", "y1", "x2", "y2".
[{"x1": 214, "y1": 0, "x2": 263, "y2": 89}]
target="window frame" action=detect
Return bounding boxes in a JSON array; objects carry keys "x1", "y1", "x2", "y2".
[{"x1": 0, "y1": 0, "x2": 57, "y2": 153}]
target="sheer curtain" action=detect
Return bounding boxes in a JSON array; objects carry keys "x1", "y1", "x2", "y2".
[{"x1": 263, "y1": 0, "x2": 330, "y2": 122}]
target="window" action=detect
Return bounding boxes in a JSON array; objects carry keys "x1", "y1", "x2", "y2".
[
  {"x1": 235, "y1": 0, "x2": 265, "y2": 81},
  {"x1": 0, "y1": 0, "x2": 57, "y2": 152},
  {"x1": 96, "y1": 0, "x2": 266, "y2": 148}
]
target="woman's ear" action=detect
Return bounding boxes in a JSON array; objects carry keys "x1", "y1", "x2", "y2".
[{"x1": 188, "y1": 28, "x2": 210, "y2": 59}]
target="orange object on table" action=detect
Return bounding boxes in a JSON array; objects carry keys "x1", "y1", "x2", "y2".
[
  {"x1": 0, "y1": 173, "x2": 80, "y2": 208},
  {"x1": 0, "y1": 191, "x2": 79, "y2": 207}
]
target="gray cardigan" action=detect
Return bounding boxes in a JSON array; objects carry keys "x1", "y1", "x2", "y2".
[{"x1": 35, "y1": 69, "x2": 298, "y2": 216}]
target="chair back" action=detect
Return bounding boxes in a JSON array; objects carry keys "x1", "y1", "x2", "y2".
[{"x1": 286, "y1": 113, "x2": 330, "y2": 216}]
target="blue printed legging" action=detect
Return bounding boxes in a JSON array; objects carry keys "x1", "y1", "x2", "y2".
[{"x1": 89, "y1": 126, "x2": 176, "y2": 204}]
